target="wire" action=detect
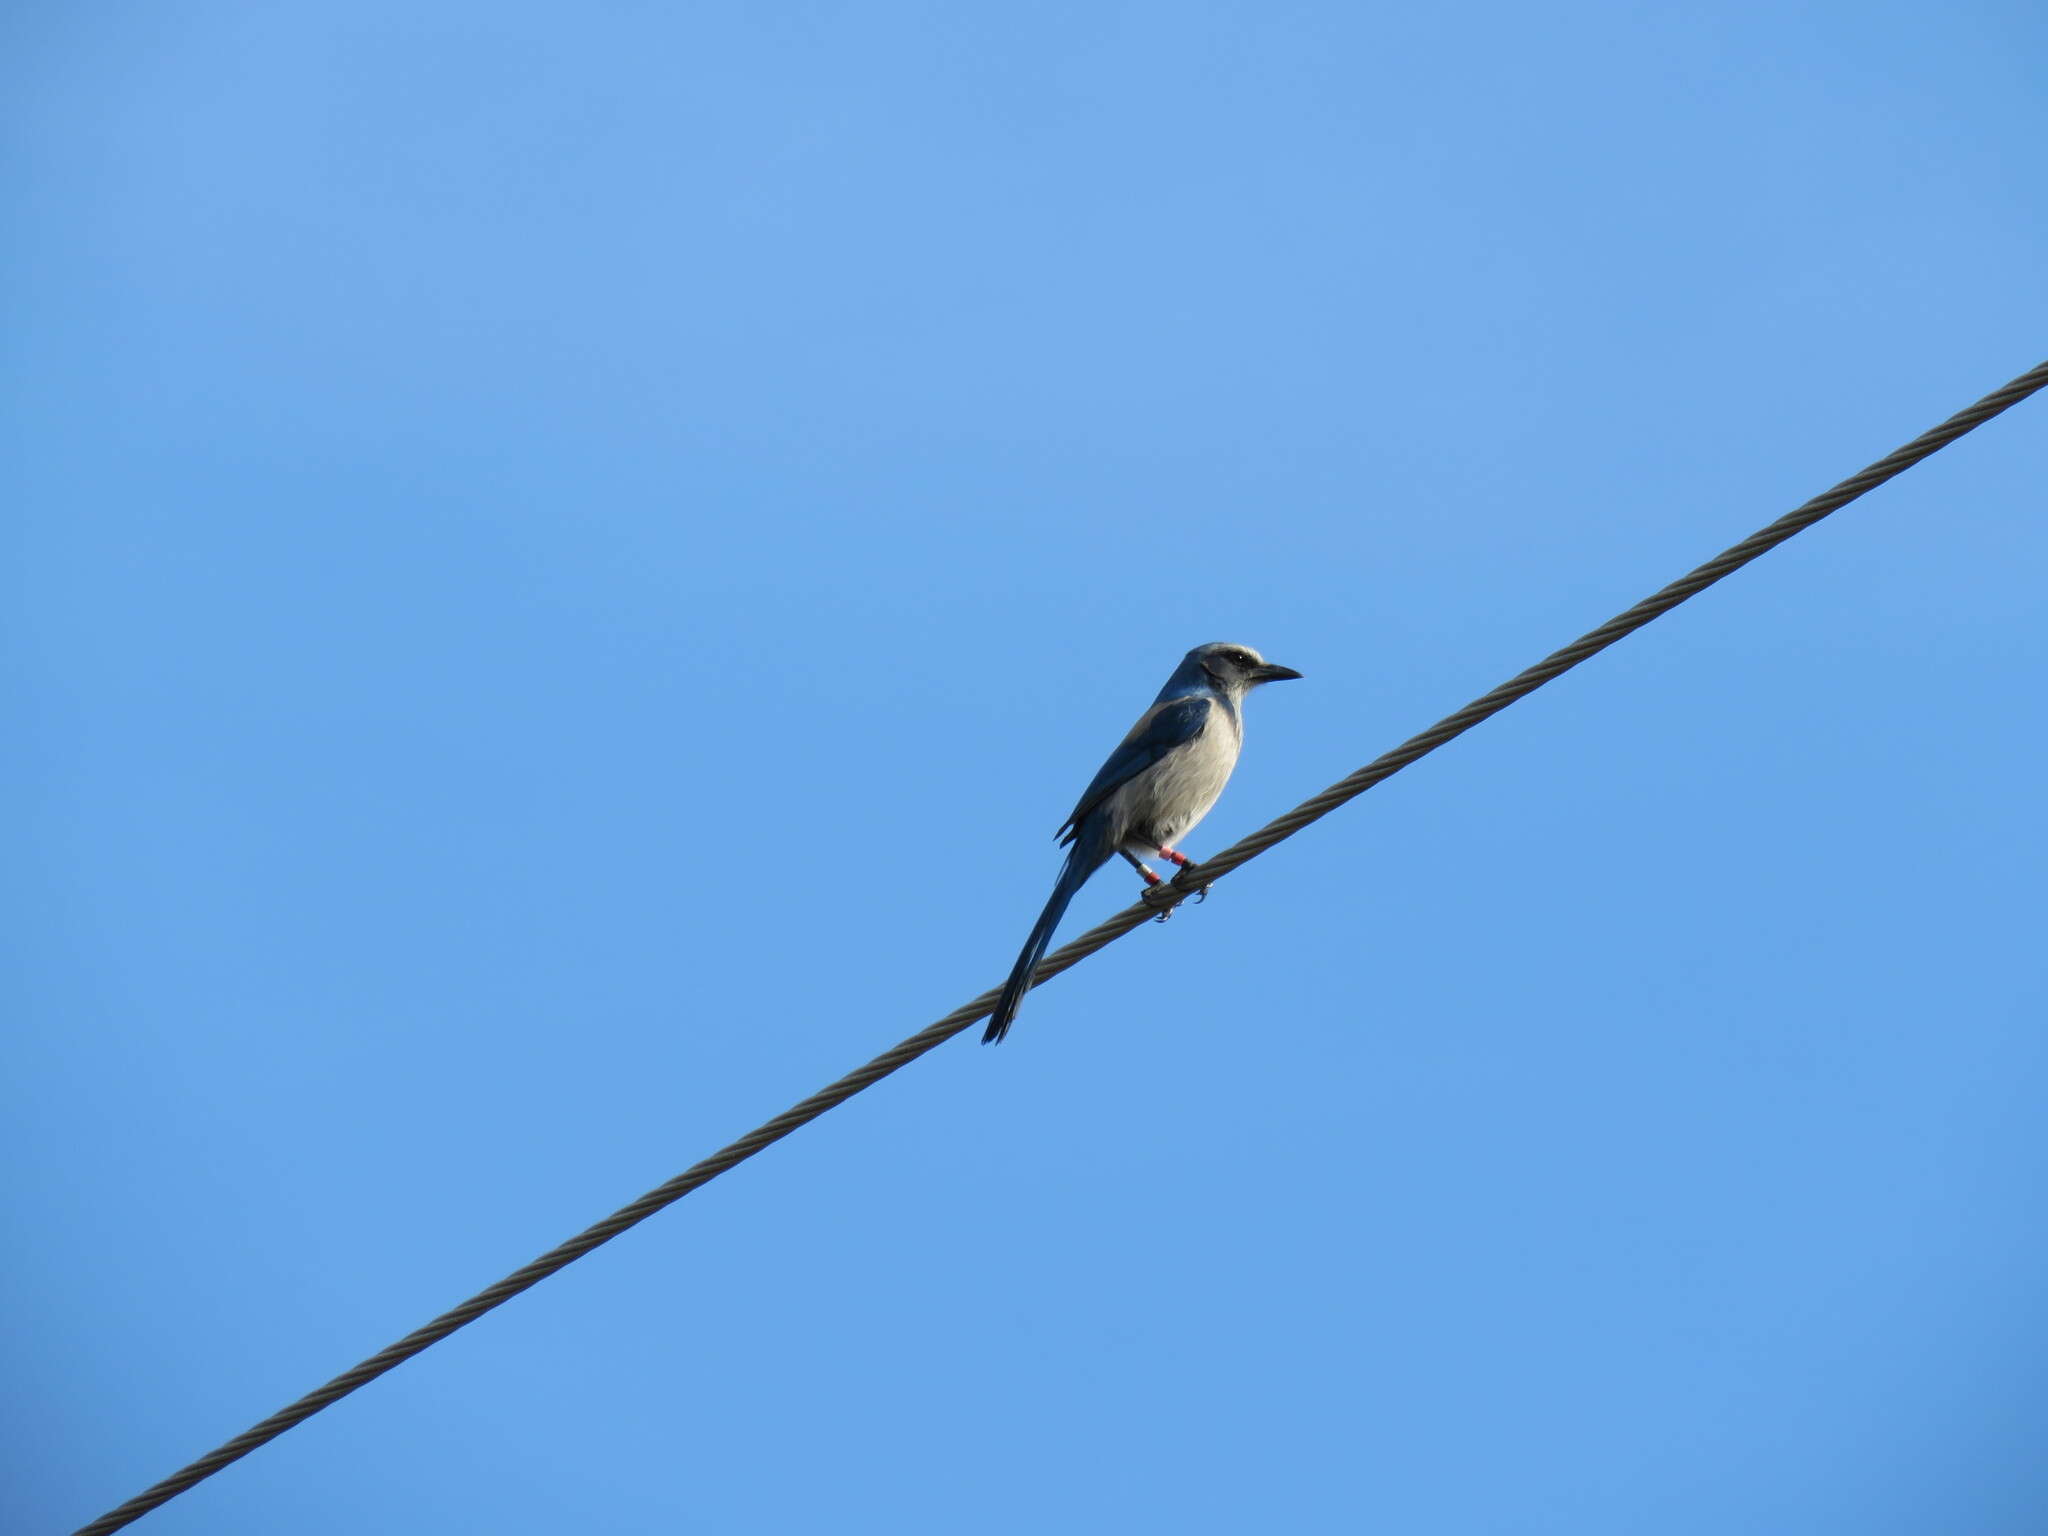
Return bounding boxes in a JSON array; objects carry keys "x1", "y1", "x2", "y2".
[{"x1": 75, "y1": 357, "x2": 2048, "y2": 1535}]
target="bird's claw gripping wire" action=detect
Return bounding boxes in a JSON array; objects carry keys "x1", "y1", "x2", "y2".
[
  {"x1": 1135, "y1": 854, "x2": 1210, "y2": 920},
  {"x1": 1159, "y1": 847, "x2": 1209, "y2": 904},
  {"x1": 1133, "y1": 863, "x2": 1174, "y2": 920}
]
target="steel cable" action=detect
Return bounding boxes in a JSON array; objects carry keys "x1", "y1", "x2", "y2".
[{"x1": 75, "y1": 357, "x2": 2048, "y2": 1535}]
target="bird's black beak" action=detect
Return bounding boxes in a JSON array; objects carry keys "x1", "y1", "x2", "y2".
[{"x1": 1252, "y1": 663, "x2": 1303, "y2": 683}]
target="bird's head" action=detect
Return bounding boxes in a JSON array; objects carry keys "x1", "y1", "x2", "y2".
[{"x1": 1187, "y1": 642, "x2": 1303, "y2": 694}]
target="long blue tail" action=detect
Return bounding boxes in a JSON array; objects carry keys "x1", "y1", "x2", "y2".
[{"x1": 985, "y1": 840, "x2": 1105, "y2": 1044}]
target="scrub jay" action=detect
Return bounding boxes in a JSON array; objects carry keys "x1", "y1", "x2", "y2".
[{"x1": 985, "y1": 642, "x2": 1302, "y2": 1044}]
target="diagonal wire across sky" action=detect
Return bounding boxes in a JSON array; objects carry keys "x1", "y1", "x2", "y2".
[{"x1": 73, "y1": 358, "x2": 2048, "y2": 1535}]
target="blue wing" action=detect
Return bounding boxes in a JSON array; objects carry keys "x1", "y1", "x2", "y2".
[{"x1": 1056, "y1": 695, "x2": 1213, "y2": 846}]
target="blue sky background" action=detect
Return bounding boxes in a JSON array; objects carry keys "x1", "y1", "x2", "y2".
[{"x1": 8, "y1": 4, "x2": 2047, "y2": 1532}]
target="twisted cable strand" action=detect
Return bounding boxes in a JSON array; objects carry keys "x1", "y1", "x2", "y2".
[{"x1": 75, "y1": 357, "x2": 2048, "y2": 1536}]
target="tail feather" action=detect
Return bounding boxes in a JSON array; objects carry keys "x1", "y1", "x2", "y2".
[{"x1": 984, "y1": 844, "x2": 1101, "y2": 1044}]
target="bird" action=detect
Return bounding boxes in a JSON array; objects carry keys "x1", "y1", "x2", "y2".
[{"x1": 984, "y1": 642, "x2": 1302, "y2": 1044}]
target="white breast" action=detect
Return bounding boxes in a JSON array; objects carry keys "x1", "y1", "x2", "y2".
[{"x1": 1101, "y1": 706, "x2": 1243, "y2": 852}]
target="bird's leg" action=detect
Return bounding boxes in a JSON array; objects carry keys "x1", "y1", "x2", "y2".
[
  {"x1": 1119, "y1": 849, "x2": 1174, "y2": 921},
  {"x1": 1157, "y1": 845, "x2": 1209, "y2": 903}
]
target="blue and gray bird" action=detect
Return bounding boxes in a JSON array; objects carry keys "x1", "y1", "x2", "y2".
[{"x1": 984, "y1": 642, "x2": 1302, "y2": 1044}]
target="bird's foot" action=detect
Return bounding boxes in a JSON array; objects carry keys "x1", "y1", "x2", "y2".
[
  {"x1": 1137, "y1": 866, "x2": 1173, "y2": 921},
  {"x1": 1159, "y1": 848, "x2": 1208, "y2": 903}
]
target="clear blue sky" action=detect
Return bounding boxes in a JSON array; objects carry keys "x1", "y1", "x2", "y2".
[{"x1": 8, "y1": 4, "x2": 2047, "y2": 1532}]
